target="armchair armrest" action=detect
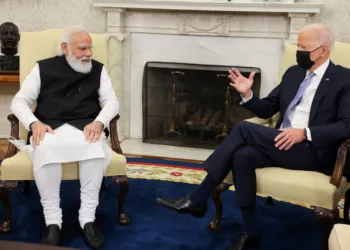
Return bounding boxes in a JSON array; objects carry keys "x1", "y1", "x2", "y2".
[
  {"x1": 330, "y1": 139, "x2": 350, "y2": 187},
  {"x1": 109, "y1": 114, "x2": 123, "y2": 155},
  {"x1": 5, "y1": 114, "x2": 19, "y2": 159},
  {"x1": 5, "y1": 114, "x2": 124, "y2": 158}
]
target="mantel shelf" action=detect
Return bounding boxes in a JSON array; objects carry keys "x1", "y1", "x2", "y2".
[
  {"x1": 92, "y1": 0, "x2": 324, "y2": 14},
  {"x1": 0, "y1": 75, "x2": 19, "y2": 84}
]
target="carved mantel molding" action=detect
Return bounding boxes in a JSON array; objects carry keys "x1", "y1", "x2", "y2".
[
  {"x1": 92, "y1": 0, "x2": 324, "y2": 43},
  {"x1": 92, "y1": 0, "x2": 323, "y2": 14}
]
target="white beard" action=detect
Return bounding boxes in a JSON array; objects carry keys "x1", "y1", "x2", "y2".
[{"x1": 66, "y1": 48, "x2": 92, "y2": 74}]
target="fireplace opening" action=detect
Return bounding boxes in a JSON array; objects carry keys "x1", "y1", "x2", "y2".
[{"x1": 142, "y1": 62, "x2": 261, "y2": 149}]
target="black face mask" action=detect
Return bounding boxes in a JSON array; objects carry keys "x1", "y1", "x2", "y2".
[{"x1": 296, "y1": 45, "x2": 322, "y2": 70}]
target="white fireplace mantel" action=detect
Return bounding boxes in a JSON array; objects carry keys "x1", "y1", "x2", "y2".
[
  {"x1": 92, "y1": 0, "x2": 325, "y2": 43},
  {"x1": 91, "y1": 0, "x2": 325, "y2": 140},
  {"x1": 92, "y1": 0, "x2": 324, "y2": 14}
]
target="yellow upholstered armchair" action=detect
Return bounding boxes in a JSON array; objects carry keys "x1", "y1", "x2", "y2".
[
  {"x1": 0, "y1": 29, "x2": 130, "y2": 233},
  {"x1": 206, "y1": 42, "x2": 350, "y2": 250}
]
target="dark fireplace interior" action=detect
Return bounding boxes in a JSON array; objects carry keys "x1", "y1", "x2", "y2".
[{"x1": 142, "y1": 62, "x2": 261, "y2": 149}]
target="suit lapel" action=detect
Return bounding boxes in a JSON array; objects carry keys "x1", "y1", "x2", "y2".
[{"x1": 309, "y1": 62, "x2": 335, "y2": 124}]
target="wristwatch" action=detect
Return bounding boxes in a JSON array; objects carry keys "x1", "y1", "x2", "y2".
[{"x1": 304, "y1": 128, "x2": 307, "y2": 141}]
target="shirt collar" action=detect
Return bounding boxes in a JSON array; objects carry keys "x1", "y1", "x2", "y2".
[{"x1": 307, "y1": 58, "x2": 330, "y2": 78}]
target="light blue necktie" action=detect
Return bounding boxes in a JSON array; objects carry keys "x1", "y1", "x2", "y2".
[{"x1": 282, "y1": 72, "x2": 315, "y2": 128}]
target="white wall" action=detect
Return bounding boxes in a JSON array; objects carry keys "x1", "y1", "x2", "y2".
[
  {"x1": 309, "y1": 0, "x2": 350, "y2": 42},
  {"x1": 0, "y1": 0, "x2": 105, "y2": 137}
]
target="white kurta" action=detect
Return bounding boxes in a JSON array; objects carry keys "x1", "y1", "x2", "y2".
[{"x1": 10, "y1": 63, "x2": 119, "y2": 171}]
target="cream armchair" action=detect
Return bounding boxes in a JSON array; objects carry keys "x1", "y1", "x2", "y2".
[
  {"x1": 206, "y1": 42, "x2": 350, "y2": 250},
  {"x1": 0, "y1": 29, "x2": 130, "y2": 233}
]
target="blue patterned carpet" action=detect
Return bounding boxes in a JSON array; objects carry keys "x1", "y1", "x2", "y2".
[{"x1": 0, "y1": 158, "x2": 323, "y2": 249}]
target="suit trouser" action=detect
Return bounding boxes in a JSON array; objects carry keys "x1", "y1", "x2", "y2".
[
  {"x1": 33, "y1": 158, "x2": 105, "y2": 229},
  {"x1": 204, "y1": 121, "x2": 317, "y2": 208}
]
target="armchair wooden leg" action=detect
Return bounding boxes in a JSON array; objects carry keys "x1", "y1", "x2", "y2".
[
  {"x1": 343, "y1": 189, "x2": 350, "y2": 223},
  {"x1": 265, "y1": 196, "x2": 274, "y2": 206},
  {"x1": 208, "y1": 182, "x2": 231, "y2": 231},
  {"x1": 21, "y1": 181, "x2": 31, "y2": 194},
  {"x1": 313, "y1": 206, "x2": 339, "y2": 250},
  {"x1": 100, "y1": 177, "x2": 108, "y2": 192},
  {"x1": 0, "y1": 187, "x2": 11, "y2": 234},
  {"x1": 112, "y1": 175, "x2": 130, "y2": 226}
]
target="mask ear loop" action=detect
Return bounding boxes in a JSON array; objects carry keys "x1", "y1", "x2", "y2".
[{"x1": 311, "y1": 45, "x2": 323, "y2": 63}]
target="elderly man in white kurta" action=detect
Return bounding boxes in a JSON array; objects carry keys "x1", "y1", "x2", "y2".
[{"x1": 10, "y1": 26, "x2": 118, "y2": 249}]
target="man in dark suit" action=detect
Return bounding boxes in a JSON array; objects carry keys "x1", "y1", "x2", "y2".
[{"x1": 157, "y1": 23, "x2": 350, "y2": 249}]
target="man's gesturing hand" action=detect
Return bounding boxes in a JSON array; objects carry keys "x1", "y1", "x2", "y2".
[
  {"x1": 84, "y1": 121, "x2": 104, "y2": 143},
  {"x1": 31, "y1": 121, "x2": 55, "y2": 147},
  {"x1": 274, "y1": 128, "x2": 306, "y2": 150},
  {"x1": 228, "y1": 67, "x2": 256, "y2": 98}
]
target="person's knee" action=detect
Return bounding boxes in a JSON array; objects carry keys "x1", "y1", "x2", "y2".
[
  {"x1": 234, "y1": 146, "x2": 256, "y2": 160},
  {"x1": 30, "y1": 132, "x2": 56, "y2": 148},
  {"x1": 231, "y1": 121, "x2": 254, "y2": 136},
  {"x1": 80, "y1": 158, "x2": 105, "y2": 176},
  {"x1": 235, "y1": 120, "x2": 250, "y2": 129},
  {"x1": 232, "y1": 146, "x2": 260, "y2": 171}
]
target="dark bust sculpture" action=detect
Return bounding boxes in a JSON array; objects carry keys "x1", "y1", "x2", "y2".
[
  {"x1": 0, "y1": 22, "x2": 20, "y2": 55},
  {"x1": 0, "y1": 22, "x2": 20, "y2": 71}
]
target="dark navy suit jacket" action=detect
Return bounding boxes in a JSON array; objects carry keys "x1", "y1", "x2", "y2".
[{"x1": 242, "y1": 61, "x2": 350, "y2": 171}]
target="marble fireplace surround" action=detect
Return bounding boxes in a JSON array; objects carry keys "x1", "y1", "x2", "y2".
[{"x1": 91, "y1": 0, "x2": 324, "y2": 140}]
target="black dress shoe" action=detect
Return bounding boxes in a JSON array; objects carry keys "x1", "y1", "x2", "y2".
[
  {"x1": 227, "y1": 232, "x2": 261, "y2": 250},
  {"x1": 83, "y1": 222, "x2": 104, "y2": 249},
  {"x1": 157, "y1": 195, "x2": 207, "y2": 218},
  {"x1": 41, "y1": 224, "x2": 60, "y2": 246}
]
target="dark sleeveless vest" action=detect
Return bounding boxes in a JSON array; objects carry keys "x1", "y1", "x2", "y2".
[{"x1": 33, "y1": 56, "x2": 104, "y2": 131}]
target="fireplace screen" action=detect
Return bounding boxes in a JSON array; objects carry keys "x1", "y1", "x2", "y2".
[{"x1": 142, "y1": 62, "x2": 261, "y2": 149}]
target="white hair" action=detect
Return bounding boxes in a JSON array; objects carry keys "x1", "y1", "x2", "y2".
[
  {"x1": 57, "y1": 25, "x2": 89, "y2": 56},
  {"x1": 300, "y1": 23, "x2": 335, "y2": 51}
]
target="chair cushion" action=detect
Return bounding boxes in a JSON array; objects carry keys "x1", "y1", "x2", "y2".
[
  {"x1": 223, "y1": 168, "x2": 347, "y2": 210},
  {"x1": 244, "y1": 117, "x2": 270, "y2": 126},
  {"x1": 0, "y1": 151, "x2": 126, "y2": 181},
  {"x1": 329, "y1": 224, "x2": 350, "y2": 250}
]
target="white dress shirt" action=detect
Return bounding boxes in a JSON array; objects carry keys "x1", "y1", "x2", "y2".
[
  {"x1": 10, "y1": 63, "x2": 119, "y2": 131},
  {"x1": 241, "y1": 59, "x2": 330, "y2": 141}
]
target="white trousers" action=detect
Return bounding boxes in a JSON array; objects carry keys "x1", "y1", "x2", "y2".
[{"x1": 34, "y1": 158, "x2": 105, "y2": 229}]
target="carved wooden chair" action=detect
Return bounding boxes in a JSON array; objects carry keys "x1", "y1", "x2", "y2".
[
  {"x1": 206, "y1": 42, "x2": 350, "y2": 250},
  {"x1": 0, "y1": 29, "x2": 130, "y2": 233}
]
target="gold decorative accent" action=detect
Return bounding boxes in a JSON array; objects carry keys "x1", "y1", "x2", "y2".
[
  {"x1": 221, "y1": 86, "x2": 231, "y2": 136},
  {"x1": 166, "y1": 71, "x2": 184, "y2": 137}
]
